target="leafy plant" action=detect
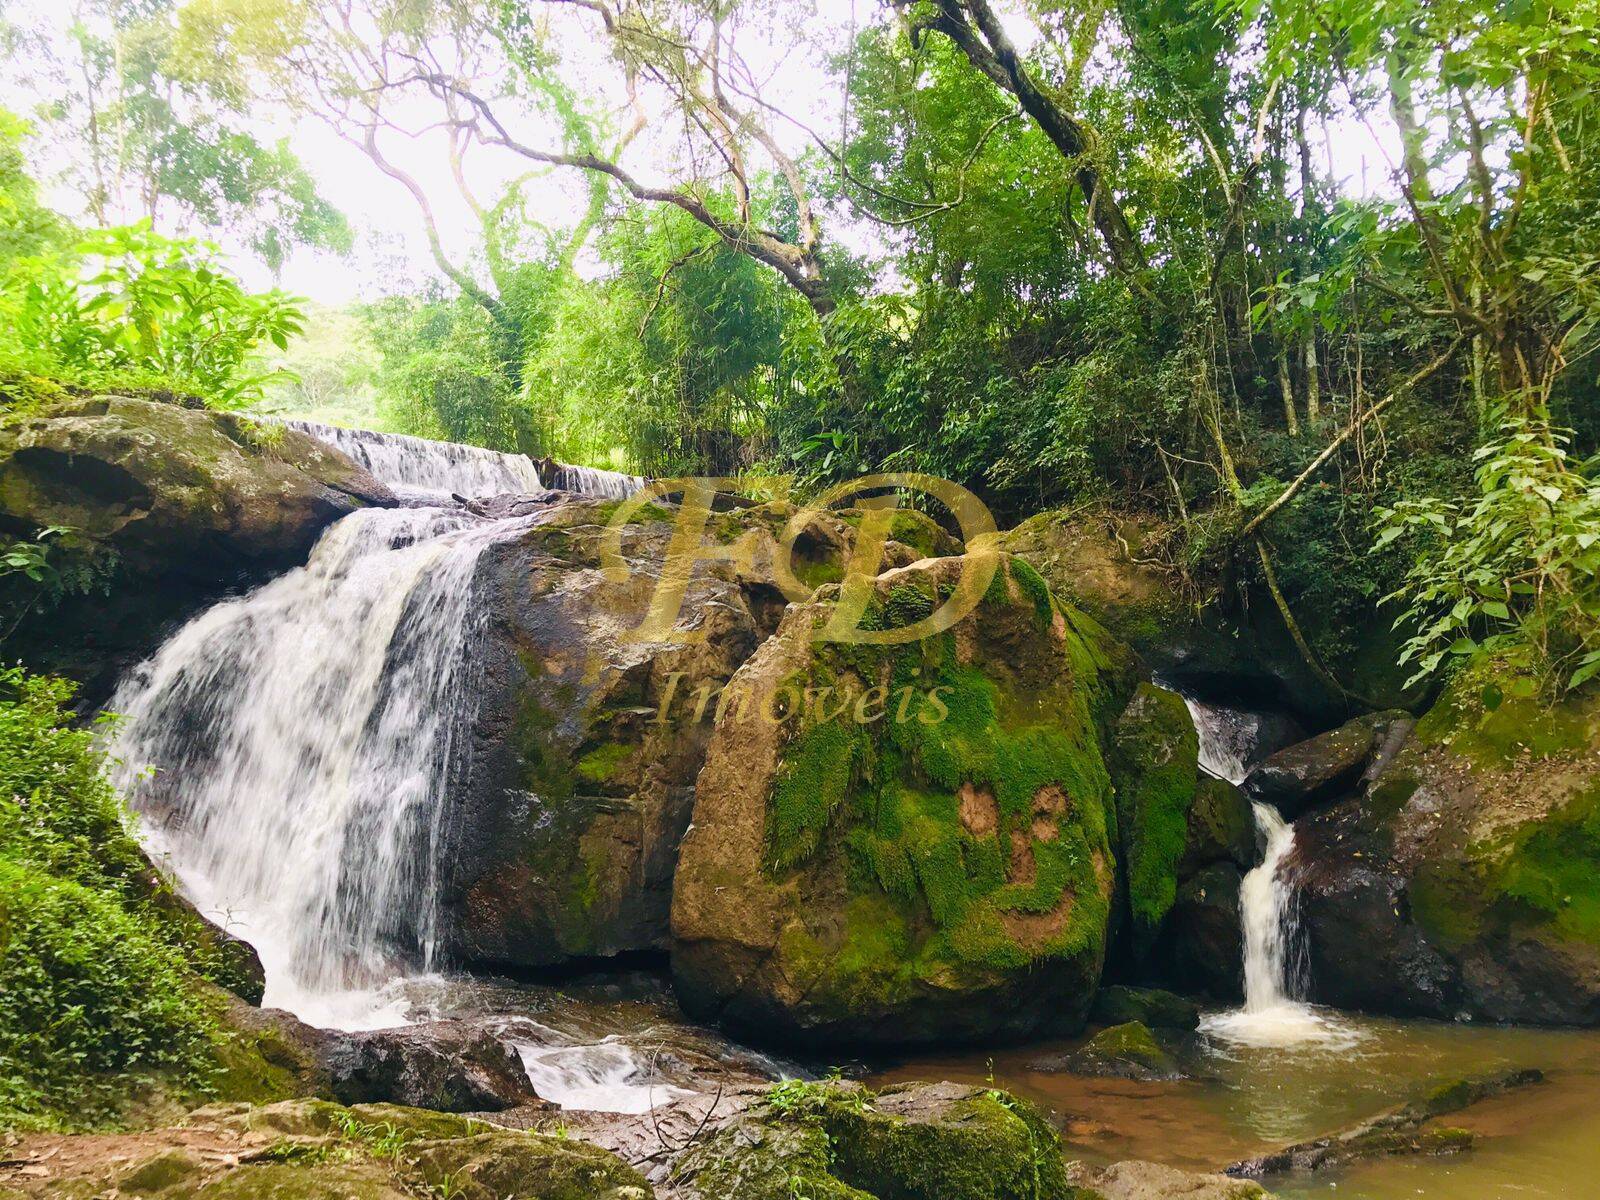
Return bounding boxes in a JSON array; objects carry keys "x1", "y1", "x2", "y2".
[
  {"x1": 1377, "y1": 418, "x2": 1600, "y2": 692},
  {"x1": 1, "y1": 222, "x2": 303, "y2": 408}
]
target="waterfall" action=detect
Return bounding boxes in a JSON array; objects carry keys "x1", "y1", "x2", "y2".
[
  {"x1": 106, "y1": 426, "x2": 559, "y2": 1030},
  {"x1": 1180, "y1": 694, "x2": 1355, "y2": 1048},
  {"x1": 281, "y1": 419, "x2": 543, "y2": 500},
  {"x1": 545, "y1": 463, "x2": 646, "y2": 500}
]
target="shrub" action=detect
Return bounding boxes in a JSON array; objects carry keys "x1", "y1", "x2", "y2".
[{"x1": 0, "y1": 668, "x2": 223, "y2": 1129}]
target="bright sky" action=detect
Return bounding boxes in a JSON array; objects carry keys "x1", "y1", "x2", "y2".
[{"x1": 1, "y1": 0, "x2": 1404, "y2": 305}]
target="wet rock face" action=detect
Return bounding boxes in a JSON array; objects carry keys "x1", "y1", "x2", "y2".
[
  {"x1": 1243, "y1": 710, "x2": 1413, "y2": 820},
  {"x1": 1291, "y1": 658, "x2": 1600, "y2": 1024},
  {"x1": 0, "y1": 396, "x2": 393, "y2": 701},
  {"x1": 671, "y1": 554, "x2": 1148, "y2": 1046},
  {"x1": 442, "y1": 506, "x2": 765, "y2": 969},
  {"x1": 1153, "y1": 862, "x2": 1246, "y2": 1002},
  {"x1": 323, "y1": 1021, "x2": 545, "y2": 1113}
]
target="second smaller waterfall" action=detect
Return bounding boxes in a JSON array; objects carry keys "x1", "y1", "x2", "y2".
[{"x1": 1181, "y1": 693, "x2": 1358, "y2": 1049}]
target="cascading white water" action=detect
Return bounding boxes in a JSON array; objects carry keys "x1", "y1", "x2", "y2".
[
  {"x1": 282, "y1": 418, "x2": 543, "y2": 500},
  {"x1": 546, "y1": 463, "x2": 646, "y2": 500},
  {"x1": 1181, "y1": 695, "x2": 1358, "y2": 1048},
  {"x1": 514, "y1": 1035, "x2": 692, "y2": 1115},
  {"x1": 107, "y1": 427, "x2": 556, "y2": 1030}
]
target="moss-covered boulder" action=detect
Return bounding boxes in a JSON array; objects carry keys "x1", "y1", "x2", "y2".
[
  {"x1": 671, "y1": 553, "x2": 1145, "y2": 1045},
  {"x1": 670, "y1": 1080, "x2": 1070, "y2": 1200},
  {"x1": 1108, "y1": 684, "x2": 1201, "y2": 962},
  {"x1": 0, "y1": 397, "x2": 393, "y2": 701},
  {"x1": 1090, "y1": 985, "x2": 1200, "y2": 1031},
  {"x1": 1034, "y1": 1021, "x2": 1184, "y2": 1082},
  {"x1": 444, "y1": 499, "x2": 944, "y2": 970},
  {"x1": 1293, "y1": 655, "x2": 1600, "y2": 1022}
]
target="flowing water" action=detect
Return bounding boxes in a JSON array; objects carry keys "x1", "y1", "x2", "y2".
[
  {"x1": 107, "y1": 420, "x2": 637, "y2": 1030},
  {"x1": 1180, "y1": 694, "x2": 1357, "y2": 1049},
  {"x1": 281, "y1": 419, "x2": 544, "y2": 501},
  {"x1": 544, "y1": 462, "x2": 647, "y2": 500}
]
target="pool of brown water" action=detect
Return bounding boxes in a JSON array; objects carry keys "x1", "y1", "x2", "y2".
[{"x1": 868, "y1": 1008, "x2": 1600, "y2": 1198}]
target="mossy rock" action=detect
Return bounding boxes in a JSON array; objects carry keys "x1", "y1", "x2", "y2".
[
  {"x1": 406, "y1": 1130, "x2": 652, "y2": 1200},
  {"x1": 672, "y1": 553, "x2": 1142, "y2": 1044},
  {"x1": 1039, "y1": 1022, "x2": 1183, "y2": 1082},
  {"x1": 1178, "y1": 777, "x2": 1257, "y2": 877},
  {"x1": 446, "y1": 499, "x2": 948, "y2": 970},
  {"x1": 673, "y1": 1080, "x2": 1069, "y2": 1200},
  {"x1": 1107, "y1": 684, "x2": 1201, "y2": 962},
  {"x1": 0, "y1": 396, "x2": 394, "y2": 702},
  {"x1": 1090, "y1": 986, "x2": 1200, "y2": 1031},
  {"x1": 1293, "y1": 652, "x2": 1600, "y2": 1023}
]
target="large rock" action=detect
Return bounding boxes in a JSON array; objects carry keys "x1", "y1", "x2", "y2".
[
  {"x1": 323, "y1": 1020, "x2": 544, "y2": 1113},
  {"x1": 1152, "y1": 862, "x2": 1246, "y2": 1002},
  {"x1": 1108, "y1": 684, "x2": 1201, "y2": 962},
  {"x1": 1090, "y1": 985, "x2": 1200, "y2": 1031},
  {"x1": 1142, "y1": 776, "x2": 1255, "y2": 1001},
  {"x1": 0, "y1": 396, "x2": 392, "y2": 700},
  {"x1": 1002, "y1": 509, "x2": 1424, "y2": 724},
  {"x1": 1292, "y1": 656, "x2": 1600, "y2": 1023},
  {"x1": 670, "y1": 1080, "x2": 1069, "y2": 1200},
  {"x1": 1034, "y1": 1021, "x2": 1184, "y2": 1082},
  {"x1": 671, "y1": 553, "x2": 1146, "y2": 1045},
  {"x1": 1243, "y1": 710, "x2": 1412, "y2": 820},
  {"x1": 443, "y1": 499, "x2": 945, "y2": 970}
]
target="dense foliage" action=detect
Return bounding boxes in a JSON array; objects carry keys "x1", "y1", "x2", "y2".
[
  {"x1": 0, "y1": 670, "x2": 222, "y2": 1130},
  {"x1": 2, "y1": 0, "x2": 1597, "y2": 694}
]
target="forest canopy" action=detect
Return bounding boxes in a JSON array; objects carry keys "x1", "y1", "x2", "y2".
[{"x1": 2, "y1": 0, "x2": 1599, "y2": 696}]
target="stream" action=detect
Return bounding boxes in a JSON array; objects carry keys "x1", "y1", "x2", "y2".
[{"x1": 105, "y1": 422, "x2": 1600, "y2": 1197}]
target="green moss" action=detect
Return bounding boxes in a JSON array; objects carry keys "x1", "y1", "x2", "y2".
[
  {"x1": 767, "y1": 719, "x2": 869, "y2": 870},
  {"x1": 586, "y1": 499, "x2": 675, "y2": 528},
  {"x1": 1109, "y1": 685, "x2": 1201, "y2": 955},
  {"x1": 1008, "y1": 558, "x2": 1055, "y2": 628},
  {"x1": 575, "y1": 741, "x2": 632, "y2": 785},
  {"x1": 758, "y1": 560, "x2": 1119, "y2": 1011},
  {"x1": 676, "y1": 1082, "x2": 1065, "y2": 1200}
]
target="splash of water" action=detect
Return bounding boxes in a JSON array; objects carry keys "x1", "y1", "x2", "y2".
[{"x1": 513, "y1": 1034, "x2": 693, "y2": 1114}]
